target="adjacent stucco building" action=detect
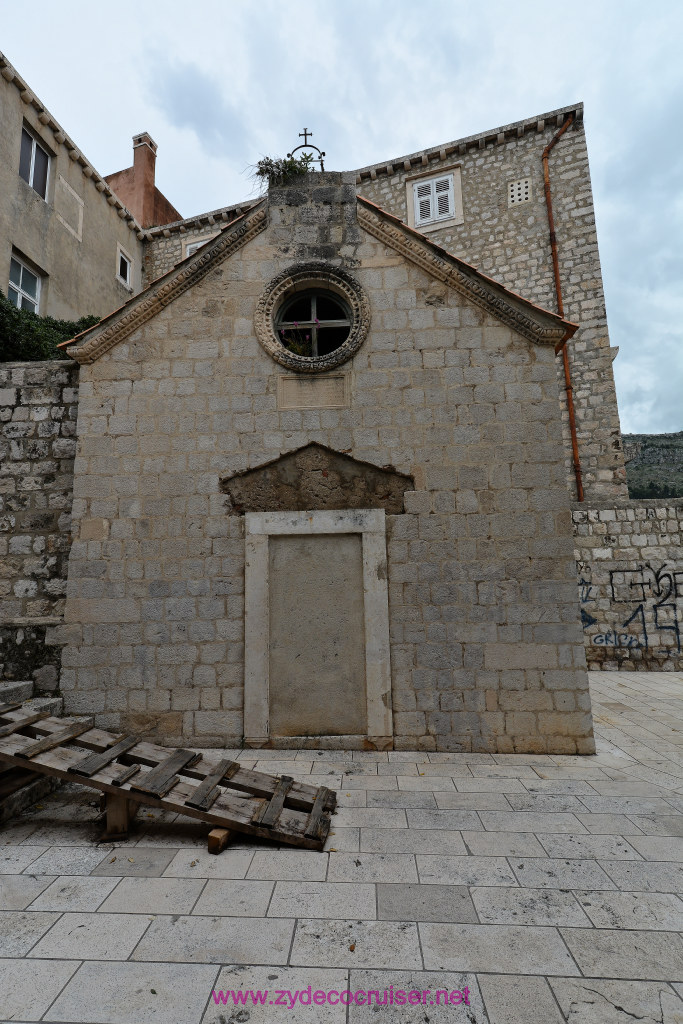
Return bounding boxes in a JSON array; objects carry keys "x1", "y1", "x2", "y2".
[{"x1": 0, "y1": 52, "x2": 178, "y2": 322}]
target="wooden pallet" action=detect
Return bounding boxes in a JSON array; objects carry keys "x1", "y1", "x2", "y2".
[{"x1": 0, "y1": 704, "x2": 336, "y2": 850}]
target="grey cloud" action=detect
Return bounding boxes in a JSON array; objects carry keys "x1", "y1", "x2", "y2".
[{"x1": 144, "y1": 57, "x2": 252, "y2": 158}]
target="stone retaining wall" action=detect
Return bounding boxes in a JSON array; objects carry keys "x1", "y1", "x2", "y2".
[
  {"x1": 573, "y1": 500, "x2": 683, "y2": 671},
  {"x1": 0, "y1": 360, "x2": 78, "y2": 688}
]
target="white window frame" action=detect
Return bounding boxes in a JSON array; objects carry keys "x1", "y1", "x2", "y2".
[
  {"x1": 183, "y1": 234, "x2": 218, "y2": 259},
  {"x1": 19, "y1": 126, "x2": 50, "y2": 200},
  {"x1": 405, "y1": 164, "x2": 464, "y2": 233},
  {"x1": 8, "y1": 253, "x2": 42, "y2": 313},
  {"x1": 116, "y1": 245, "x2": 132, "y2": 289}
]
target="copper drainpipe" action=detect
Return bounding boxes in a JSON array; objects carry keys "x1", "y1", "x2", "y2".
[{"x1": 543, "y1": 113, "x2": 584, "y2": 501}]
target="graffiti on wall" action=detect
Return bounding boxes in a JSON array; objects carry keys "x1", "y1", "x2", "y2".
[{"x1": 578, "y1": 561, "x2": 683, "y2": 653}]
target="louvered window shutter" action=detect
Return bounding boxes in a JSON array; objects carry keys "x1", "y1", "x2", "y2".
[
  {"x1": 413, "y1": 175, "x2": 454, "y2": 226},
  {"x1": 434, "y1": 176, "x2": 454, "y2": 219},
  {"x1": 414, "y1": 181, "x2": 433, "y2": 226}
]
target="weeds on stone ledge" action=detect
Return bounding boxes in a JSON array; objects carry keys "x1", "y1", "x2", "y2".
[{"x1": 251, "y1": 153, "x2": 315, "y2": 188}]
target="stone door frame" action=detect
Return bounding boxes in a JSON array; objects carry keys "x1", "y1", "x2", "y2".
[{"x1": 244, "y1": 508, "x2": 393, "y2": 749}]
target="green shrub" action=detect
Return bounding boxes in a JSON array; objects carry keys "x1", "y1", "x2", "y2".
[
  {"x1": 0, "y1": 291, "x2": 100, "y2": 362},
  {"x1": 252, "y1": 153, "x2": 315, "y2": 187}
]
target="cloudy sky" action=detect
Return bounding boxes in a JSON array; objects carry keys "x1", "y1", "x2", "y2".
[{"x1": 3, "y1": 0, "x2": 682, "y2": 434}]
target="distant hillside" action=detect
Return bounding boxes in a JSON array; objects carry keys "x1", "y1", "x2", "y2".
[{"x1": 623, "y1": 432, "x2": 683, "y2": 499}]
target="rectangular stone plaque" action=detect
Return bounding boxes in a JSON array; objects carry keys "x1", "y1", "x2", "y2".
[
  {"x1": 244, "y1": 509, "x2": 393, "y2": 748},
  {"x1": 277, "y1": 374, "x2": 349, "y2": 410},
  {"x1": 268, "y1": 533, "x2": 367, "y2": 736},
  {"x1": 55, "y1": 175, "x2": 84, "y2": 241}
]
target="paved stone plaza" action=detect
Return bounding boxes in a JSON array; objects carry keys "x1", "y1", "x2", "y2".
[{"x1": 1, "y1": 670, "x2": 682, "y2": 1023}]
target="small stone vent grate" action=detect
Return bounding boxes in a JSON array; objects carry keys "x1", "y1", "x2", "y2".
[{"x1": 508, "y1": 178, "x2": 532, "y2": 206}]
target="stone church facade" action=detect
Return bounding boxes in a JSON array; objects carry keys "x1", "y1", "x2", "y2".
[
  {"x1": 2, "y1": 60, "x2": 681, "y2": 749},
  {"x1": 57, "y1": 175, "x2": 594, "y2": 753}
]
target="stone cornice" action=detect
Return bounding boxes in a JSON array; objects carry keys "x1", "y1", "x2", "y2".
[
  {"x1": 354, "y1": 103, "x2": 584, "y2": 184},
  {"x1": 143, "y1": 199, "x2": 260, "y2": 239},
  {"x1": 357, "y1": 200, "x2": 576, "y2": 346},
  {"x1": 66, "y1": 203, "x2": 268, "y2": 364}
]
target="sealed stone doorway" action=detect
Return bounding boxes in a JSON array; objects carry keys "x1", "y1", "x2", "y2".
[{"x1": 244, "y1": 510, "x2": 392, "y2": 749}]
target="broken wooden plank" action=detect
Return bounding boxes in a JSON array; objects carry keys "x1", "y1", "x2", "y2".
[
  {"x1": 184, "y1": 759, "x2": 240, "y2": 812},
  {"x1": 0, "y1": 701, "x2": 23, "y2": 716},
  {"x1": 112, "y1": 763, "x2": 141, "y2": 787},
  {"x1": 0, "y1": 743, "x2": 327, "y2": 848},
  {"x1": 0, "y1": 712, "x2": 50, "y2": 739},
  {"x1": 0, "y1": 720, "x2": 330, "y2": 811},
  {"x1": 252, "y1": 775, "x2": 294, "y2": 829},
  {"x1": 0, "y1": 718, "x2": 335, "y2": 849},
  {"x1": 304, "y1": 785, "x2": 333, "y2": 841},
  {"x1": 220, "y1": 763, "x2": 335, "y2": 811},
  {"x1": 129, "y1": 749, "x2": 201, "y2": 797},
  {"x1": 68, "y1": 735, "x2": 138, "y2": 778},
  {"x1": 208, "y1": 827, "x2": 233, "y2": 854},
  {"x1": 15, "y1": 720, "x2": 92, "y2": 758}
]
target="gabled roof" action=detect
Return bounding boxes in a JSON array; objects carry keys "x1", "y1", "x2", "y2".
[
  {"x1": 356, "y1": 196, "x2": 576, "y2": 347},
  {"x1": 61, "y1": 201, "x2": 268, "y2": 364},
  {"x1": 63, "y1": 192, "x2": 575, "y2": 365}
]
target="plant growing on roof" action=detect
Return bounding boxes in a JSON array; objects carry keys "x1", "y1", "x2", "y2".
[{"x1": 252, "y1": 152, "x2": 315, "y2": 187}]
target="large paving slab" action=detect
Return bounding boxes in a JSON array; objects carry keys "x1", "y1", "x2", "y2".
[
  {"x1": 0, "y1": 670, "x2": 682, "y2": 1023},
  {"x1": 48, "y1": 961, "x2": 219, "y2": 1024},
  {"x1": 550, "y1": 977, "x2": 683, "y2": 1023}
]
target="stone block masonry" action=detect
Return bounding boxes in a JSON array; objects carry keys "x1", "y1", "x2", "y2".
[
  {"x1": 53, "y1": 177, "x2": 595, "y2": 754},
  {"x1": 574, "y1": 500, "x2": 683, "y2": 671},
  {"x1": 143, "y1": 107, "x2": 626, "y2": 504},
  {"x1": 0, "y1": 360, "x2": 78, "y2": 689},
  {"x1": 1, "y1": 359, "x2": 679, "y2": 704},
  {"x1": 355, "y1": 106, "x2": 627, "y2": 503}
]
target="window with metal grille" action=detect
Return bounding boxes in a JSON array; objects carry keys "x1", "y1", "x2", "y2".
[
  {"x1": 413, "y1": 174, "x2": 455, "y2": 227},
  {"x1": 275, "y1": 290, "x2": 351, "y2": 358},
  {"x1": 508, "y1": 178, "x2": 532, "y2": 206},
  {"x1": 19, "y1": 128, "x2": 50, "y2": 200},
  {"x1": 8, "y1": 255, "x2": 41, "y2": 313}
]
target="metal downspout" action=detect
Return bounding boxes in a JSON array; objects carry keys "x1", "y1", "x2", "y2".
[{"x1": 543, "y1": 114, "x2": 584, "y2": 502}]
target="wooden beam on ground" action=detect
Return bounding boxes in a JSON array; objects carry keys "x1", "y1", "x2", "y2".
[
  {"x1": 68, "y1": 735, "x2": 138, "y2": 778},
  {"x1": 15, "y1": 720, "x2": 93, "y2": 759},
  {"x1": 208, "y1": 827, "x2": 233, "y2": 854},
  {"x1": 185, "y1": 759, "x2": 240, "y2": 811},
  {"x1": 102, "y1": 793, "x2": 138, "y2": 841}
]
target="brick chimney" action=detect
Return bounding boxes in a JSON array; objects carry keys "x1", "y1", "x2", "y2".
[
  {"x1": 104, "y1": 134, "x2": 182, "y2": 228},
  {"x1": 132, "y1": 132, "x2": 157, "y2": 227}
]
